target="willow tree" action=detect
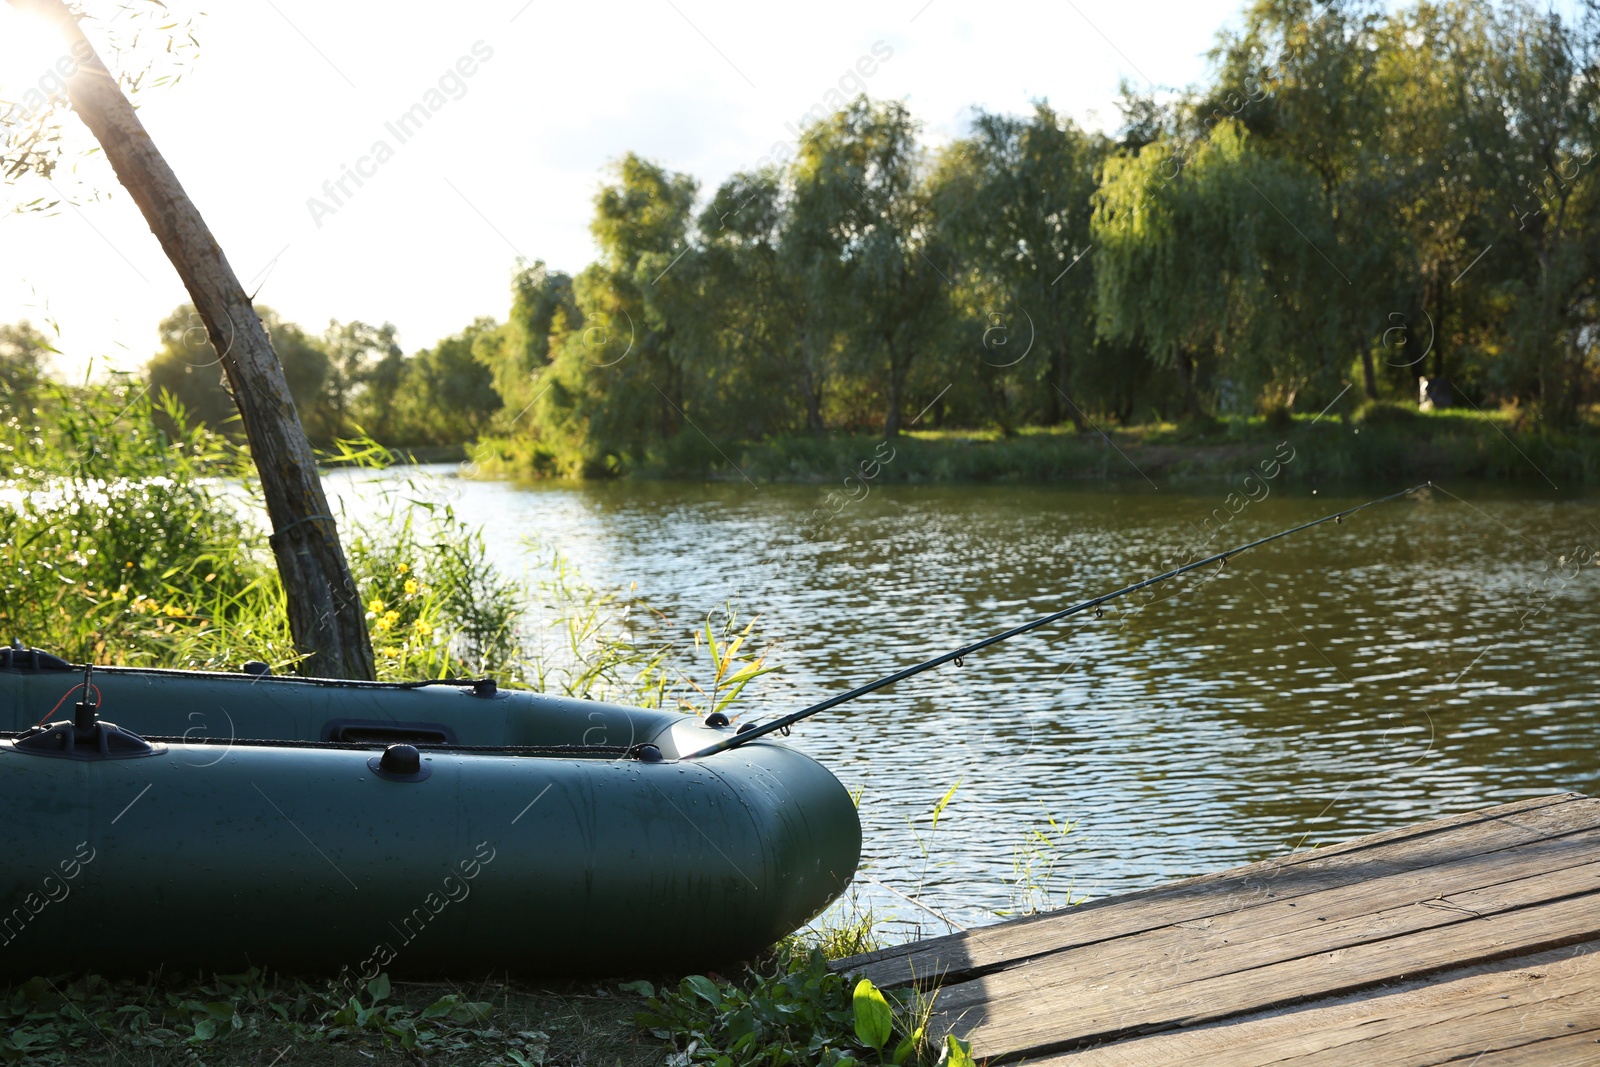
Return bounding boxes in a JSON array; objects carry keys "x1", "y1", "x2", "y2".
[
  {"x1": 789, "y1": 98, "x2": 950, "y2": 436},
  {"x1": 690, "y1": 170, "x2": 821, "y2": 436},
  {"x1": 1206, "y1": 0, "x2": 1396, "y2": 403},
  {"x1": 528, "y1": 155, "x2": 697, "y2": 473},
  {"x1": 1094, "y1": 122, "x2": 1332, "y2": 416},
  {"x1": 1486, "y1": 1, "x2": 1600, "y2": 423},
  {"x1": 935, "y1": 103, "x2": 1105, "y2": 428},
  {"x1": 6, "y1": 0, "x2": 374, "y2": 678}
]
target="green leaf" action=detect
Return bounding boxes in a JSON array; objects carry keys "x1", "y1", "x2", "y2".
[
  {"x1": 420, "y1": 995, "x2": 457, "y2": 1020},
  {"x1": 930, "y1": 777, "x2": 963, "y2": 832},
  {"x1": 893, "y1": 1027, "x2": 922, "y2": 1065},
  {"x1": 366, "y1": 973, "x2": 391, "y2": 1003},
  {"x1": 683, "y1": 975, "x2": 722, "y2": 1007},
  {"x1": 616, "y1": 980, "x2": 655, "y2": 997},
  {"x1": 851, "y1": 979, "x2": 892, "y2": 1051},
  {"x1": 191, "y1": 1017, "x2": 216, "y2": 1041},
  {"x1": 940, "y1": 1034, "x2": 976, "y2": 1067}
]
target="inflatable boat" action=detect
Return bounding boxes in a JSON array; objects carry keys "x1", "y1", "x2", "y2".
[{"x1": 0, "y1": 647, "x2": 860, "y2": 978}]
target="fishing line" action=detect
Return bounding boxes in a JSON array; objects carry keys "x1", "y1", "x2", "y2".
[{"x1": 685, "y1": 483, "x2": 1433, "y2": 759}]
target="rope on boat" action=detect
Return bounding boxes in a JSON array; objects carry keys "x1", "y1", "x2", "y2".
[
  {"x1": 685, "y1": 482, "x2": 1434, "y2": 760},
  {"x1": 0, "y1": 731, "x2": 633, "y2": 760}
]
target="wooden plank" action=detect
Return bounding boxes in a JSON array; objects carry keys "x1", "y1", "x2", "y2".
[
  {"x1": 845, "y1": 794, "x2": 1591, "y2": 988},
  {"x1": 928, "y1": 824, "x2": 1600, "y2": 1020},
  {"x1": 1469, "y1": 1031, "x2": 1600, "y2": 1067},
  {"x1": 843, "y1": 794, "x2": 1596, "y2": 989},
  {"x1": 932, "y1": 873, "x2": 1600, "y2": 1061},
  {"x1": 1031, "y1": 941, "x2": 1600, "y2": 1067}
]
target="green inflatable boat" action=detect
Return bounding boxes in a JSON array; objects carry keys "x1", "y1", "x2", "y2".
[{"x1": 0, "y1": 647, "x2": 860, "y2": 979}]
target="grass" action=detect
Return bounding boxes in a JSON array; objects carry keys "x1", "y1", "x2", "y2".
[
  {"x1": 486, "y1": 403, "x2": 1600, "y2": 486},
  {"x1": 0, "y1": 906, "x2": 955, "y2": 1067},
  {"x1": 0, "y1": 383, "x2": 771, "y2": 710},
  {"x1": 0, "y1": 970, "x2": 658, "y2": 1066}
]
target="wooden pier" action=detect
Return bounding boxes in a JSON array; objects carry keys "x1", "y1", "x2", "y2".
[{"x1": 838, "y1": 793, "x2": 1600, "y2": 1065}]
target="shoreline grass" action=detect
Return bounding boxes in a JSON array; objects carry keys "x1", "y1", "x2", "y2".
[{"x1": 473, "y1": 406, "x2": 1600, "y2": 487}]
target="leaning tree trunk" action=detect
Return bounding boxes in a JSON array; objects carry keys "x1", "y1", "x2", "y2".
[{"x1": 19, "y1": 0, "x2": 375, "y2": 679}]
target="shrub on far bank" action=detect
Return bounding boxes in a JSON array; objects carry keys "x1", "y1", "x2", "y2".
[{"x1": 1353, "y1": 399, "x2": 1419, "y2": 426}]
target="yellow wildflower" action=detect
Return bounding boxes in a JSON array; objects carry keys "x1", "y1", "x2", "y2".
[
  {"x1": 163, "y1": 604, "x2": 185, "y2": 617},
  {"x1": 367, "y1": 598, "x2": 386, "y2": 615},
  {"x1": 375, "y1": 610, "x2": 401, "y2": 633},
  {"x1": 412, "y1": 618, "x2": 433, "y2": 637},
  {"x1": 404, "y1": 578, "x2": 419, "y2": 596},
  {"x1": 396, "y1": 563, "x2": 409, "y2": 574}
]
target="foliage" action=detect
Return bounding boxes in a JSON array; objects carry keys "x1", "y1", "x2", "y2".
[
  {"x1": 1000, "y1": 812, "x2": 1086, "y2": 918},
  {"x1": 0, "y1": 384, "x2": 525, "y2": 679},
  {"x1": 1, "y1": 0, "x2": 204, "y2": 208},
  {"x1": 463, "y1": 0, "x2": 1599, "y2": 465},
  {"x1": 790, "y1": 98, "x2": 952, "y2": 438},
  {"x1": 0, "y1": 321, "x2": 50, "y2": 410},
  {"x1": 142, "y1": 303, "x2": 501, "y2": 452},
  {"x1": 145, "y1": 304, "x2": 327, "y2": 439},
  {"x1": 514, "y1": 154, "x2": 701, "y2": 475},
  {"x1": 0, "y1": 968, "x2": 559, "y2": 1066},
  {"x1": 636, "y1": 950, "x2": 936, "y2": 1067},
  {"x1": 15, "y1": 0, "x2": 1600, "y2": 475},
  {"x1": 0, "y1": 380, "x2": 277, "y2": 668},
  {"x1": 932, "y1": 103, "x2": 1106, "y2": 430},
  {"x1": 341, "y1": 482, "x2": 525, "y2": 681}
]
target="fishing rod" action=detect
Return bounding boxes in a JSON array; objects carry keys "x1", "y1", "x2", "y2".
[{"x1": 685, "y1": 482, "x2": 1432, "y2": 760}]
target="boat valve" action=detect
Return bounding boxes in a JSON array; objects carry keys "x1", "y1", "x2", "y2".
[{"x1": 369, "y1": 743, "x2": 432, "y2": 782}]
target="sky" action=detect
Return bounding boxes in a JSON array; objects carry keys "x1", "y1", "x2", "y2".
[{"x1": 0, "y1": 0, "x2": 1255, "y2": 380}]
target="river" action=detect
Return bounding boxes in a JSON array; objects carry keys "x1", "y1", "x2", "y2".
[{"x1": 324, "y1": 462, "x2": 1600, "y2": 942}]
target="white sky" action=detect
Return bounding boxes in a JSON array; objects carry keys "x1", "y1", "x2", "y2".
[{"x1": 1, "y1": 0, "x2": 1251, "y2": 379}]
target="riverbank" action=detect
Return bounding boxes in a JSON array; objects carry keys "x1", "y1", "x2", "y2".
[
  {"x1": 0, "y1": 918, "x2": 909, "y2": 1066},
  {"x1": 471, "y1": 405, "x2": 1600, "y2": 486},
  {"x1": 0, "y1": 972, "x2": 658, "y2": 1065},
  {"x1": 701, "y1": 409, "x2": 1597, "y2": 486}
]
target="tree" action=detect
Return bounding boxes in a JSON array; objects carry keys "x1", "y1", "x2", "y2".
[
  {"x1": 1094, "y1": 123, "x2": 1332, "y2": 416},
  {"x1": 388, "y1": 318, "x2": 503, "y2": 446},
  {"x1": 147, "y1": 305, "x2": 332, "y2": 439},
  {"x1": 790, "y1": 98, "x2": 950, "y2": 436},
  {"x1": 0, "y1": 321, "x2": 50, "y2": 409},
  {"x1": 10, "y1": 0, "x2": 373, "y2": 678},
  {"x1": 529, "y1": 155, "x2": 698, "y2": 471},
  {"x1": 935, "y1": 103, "x2": 1105, "y2": 429},
  {"x1": 476, "y1": 260, "x2": 577, "y2": 434},
  {"x1": 690, "y1": 169, "x2": 822, "y2": 436},
  {"x1": 1488, "y1": 2, "x2": 1600, "y2": 422},
  {"x1": 322, "y1": 319, "x2": 402, "y2": 440},
  {"x1": 1206, "y1": 0, "x2": 1411, "y2": 405}
]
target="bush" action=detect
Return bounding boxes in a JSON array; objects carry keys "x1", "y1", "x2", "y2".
[
  {"x1": 1260, "y1": 400, "x2": 1295, "y2": 431},
  {"x1": 1353, "y1": 399, "x2": 1418, "y2": 426},
  {"x1": 0, "y1": 385, "x2": 533, "y2": 680}
]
